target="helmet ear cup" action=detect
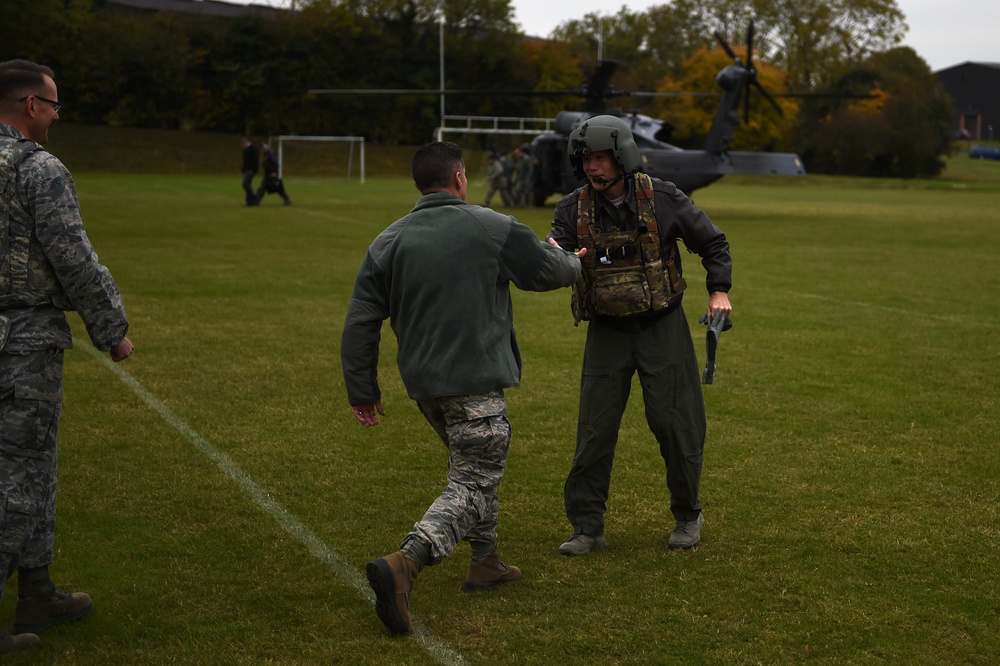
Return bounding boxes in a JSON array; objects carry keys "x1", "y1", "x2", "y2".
[{"x1": 568, "y1": 115, "x2": 641, "y2": 180}]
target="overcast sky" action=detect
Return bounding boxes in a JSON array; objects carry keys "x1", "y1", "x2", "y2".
[{"x1": 507, "y1": 0, "x2": 999, "y2": 72}]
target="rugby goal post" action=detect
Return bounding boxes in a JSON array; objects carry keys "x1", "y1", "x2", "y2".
[{"x1": 271, "y1": 135, "x2": 365, "y2": 184}]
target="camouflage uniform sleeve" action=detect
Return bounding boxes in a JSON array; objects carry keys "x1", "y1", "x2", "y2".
[{"x1": 24, "y1": 153, "x2": 129, "y2": 351}]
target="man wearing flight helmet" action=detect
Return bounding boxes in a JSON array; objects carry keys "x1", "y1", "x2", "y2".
[{"x1": 547, "y1": 115, "x2": 732, "y2": 555}]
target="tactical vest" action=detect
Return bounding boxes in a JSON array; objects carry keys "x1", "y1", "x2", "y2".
[
  {"x1": 571, "y1": 173, "x2": 686, "y2": 325},
  {"x1": 0, "y1": 136, "x2": 62, "y2": 309}
]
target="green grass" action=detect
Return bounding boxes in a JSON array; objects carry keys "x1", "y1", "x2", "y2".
[{"x1": 2, "y1": 151, "x2": 999, "y2": 664}]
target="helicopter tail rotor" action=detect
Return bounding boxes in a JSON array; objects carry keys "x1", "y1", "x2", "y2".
[
  {"x1": 713, "y1": 29, "x2": 739, "y2": 61},
  {"x1": 744, "y1": 20, "x2": 754, "y2": 122},
  {"x1": 715, "y1": 19, "x2": 783, "y2": 123}
]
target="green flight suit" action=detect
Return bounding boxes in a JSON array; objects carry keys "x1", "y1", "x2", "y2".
[{"x1": 549, "y1": 175, "x2": 731, "y2": 535}]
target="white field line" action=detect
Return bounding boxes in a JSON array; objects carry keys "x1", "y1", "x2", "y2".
[
  {"x1": 766, "y1": 290, "x2": 998, "y2": 329},
  {"x1": 77, "y1": 338, "x2": 467, "y2": 666}
]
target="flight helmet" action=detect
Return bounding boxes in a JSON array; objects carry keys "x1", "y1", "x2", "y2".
[{"x1": 567, "y1": 114, "x2": 642, "y2": 181}]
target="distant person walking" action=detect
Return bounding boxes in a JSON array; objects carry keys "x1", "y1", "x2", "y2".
[
  {"x1": 498, "y1": 150, "x2": 516, "y2": 209},
  {"x1": 0, "y1": 58, "x2": 134, "y2": 654},
  {"x1": 342, "y1": 141, "x2": 583, "y2": 636},
  {"x1": 240, "y1": 136, "x2": 259, "y2": 206},
  {"x1": 483, "y1": 153, "x2": 511, "y2": 208},
  {"x1": 512, "y1": 146, "x2": 534, "y2": 207},
  {"x1": 254, "y1": 144, "x2": 291, "y2": 206}
]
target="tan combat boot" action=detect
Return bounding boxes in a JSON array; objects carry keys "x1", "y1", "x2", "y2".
[
  {"x1": 366, "y1": 551, "x2": 422, "y2": 635},
  {"x1": 464, "y1": 552, "x2": 523, "y2": 591},
  {"x1": 0, "y1": 631, "x2": 42, "y2": 653}
]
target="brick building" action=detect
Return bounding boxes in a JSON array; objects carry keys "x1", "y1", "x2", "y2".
[{"x1": 936, "y1": 62, "x2": 1000, "y2": 140}]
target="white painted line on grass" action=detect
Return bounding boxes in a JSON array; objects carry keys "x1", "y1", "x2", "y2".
[
  {"x1": 770, "y1": 291, "x2": 998, "y2": 329},
  {"x1": 76, "y1": 338, "x2": 467, "y2": 666}
]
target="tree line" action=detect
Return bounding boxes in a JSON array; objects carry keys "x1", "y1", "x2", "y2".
[{"x1": 3, "y1": 0, "x2": 955, "y2": 177}]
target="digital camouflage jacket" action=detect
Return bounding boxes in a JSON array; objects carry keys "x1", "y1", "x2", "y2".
[{"x1": 0, "y1": 124, "x2": 128, "y2": 353}]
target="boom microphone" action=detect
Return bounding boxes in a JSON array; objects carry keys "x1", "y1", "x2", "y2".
[{"x1": 592, "y1": 174, "x2": 624, "y2": 187}]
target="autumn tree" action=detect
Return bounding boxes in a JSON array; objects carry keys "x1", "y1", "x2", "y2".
[
  {"x1": 297, "y1": 0, "x2": 528, "y2": 142},
  {"x1": 515, "y1": 39, "x2": 582, "y2": 120},
  {"x1": 652, "y1": 47, "x2": 799, "y2": 151},
  {"x1": 656, "y1": 0, "x2": 908, "y2": 90},
  {"x1": 549, "y1": 0, "x2": 907, "y2": 92},
  {"x1": 6, "y1": 0, "x2": 951, "y2": 177},
  {"x1": 795, "y1": 47, "x2": 953, "y2": 177},
  {"x1": 550, "y1": 6, "x2": 685, "y2": 100}
]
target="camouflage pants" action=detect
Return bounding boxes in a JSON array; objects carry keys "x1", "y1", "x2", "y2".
[
  {"x1": 513, "y1": 177, "x2": 533, "y2": 206},
  {"x1": 406, "y1": 390, "x2": 511, "y2": 564},
  {"x1": 0, "y1": 349, "x2": 62, "y2": 605}
]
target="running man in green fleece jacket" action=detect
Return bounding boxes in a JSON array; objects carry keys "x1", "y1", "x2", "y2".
[{"x1": 341, "y1": 141, "x2": 583, "y2": 636}]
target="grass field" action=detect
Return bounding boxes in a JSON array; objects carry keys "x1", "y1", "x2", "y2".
[{"x1": 2, "y1": 150, "x2": 999, "y2": 664}]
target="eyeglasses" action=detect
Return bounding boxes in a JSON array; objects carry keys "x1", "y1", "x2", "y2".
[{"x1": 19, "y1": 94, "x2": 63, "y2": 113}]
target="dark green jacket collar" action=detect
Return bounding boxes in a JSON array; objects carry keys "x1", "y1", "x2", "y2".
[{"x1": 410, "y1": 191, "x2": 465, "y2": 213}]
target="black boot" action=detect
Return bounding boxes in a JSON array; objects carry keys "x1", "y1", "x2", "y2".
[{"x1": 14, "y1": 566, "x2": 93, "y2": 633}]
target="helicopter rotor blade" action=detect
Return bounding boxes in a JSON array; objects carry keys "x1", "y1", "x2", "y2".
[
  {"x1": 630, "y1": 91, "x2": 722, "y2": 99},
  {"x1": 744, "y1": 81, "x2": 752, "y2": 123},
  {"x1": 310, "y1": 88, "x2": 445, "y2": 95},
  {"x1": 743, "y1": 19, "x2": 755, "y2": 123},
  {"x1": 581, "y1": 60, "x2": 620, "y2": 112},
  {"x1": 309, "y1": 87, "x2": 597, "y2": 98},
  {"x1": 590, "y1": 60, "x2": 618, "y2": 95},
  {"x1": 713, "y1": 31, "x2": 739, "y2": 61},
  {"x1": 770, "y1": 92, "x2": 875, "y2": 99},
  {"x1": 752, "y1": 79, "x2": 783, "y2": 115}
]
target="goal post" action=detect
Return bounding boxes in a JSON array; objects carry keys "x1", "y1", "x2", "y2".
[{"x1": 271, "y1": 135, "x2": 366, "y2": 184}]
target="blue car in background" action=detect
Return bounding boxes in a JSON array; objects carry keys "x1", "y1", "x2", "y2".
[{"x1": 969, "y1": 144, "x2": 1000, "y2": 160}]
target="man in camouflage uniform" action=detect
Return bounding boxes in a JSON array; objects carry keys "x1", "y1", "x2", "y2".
[
  {"x1": 342, "y1": 141, "x2": 583, "y2": 635},
  {"x1": 512, "y1": 146, "x2": 535, "y2": 208},
  {"x1": 498, "y1": 150, "x2": 516, "y2": 209},
  {"x1": 0, "y1": 59, "x2": 134, "y2": 654},
  {"x1": 483, "y1": 153, "x2": 511, "y2": 208}
]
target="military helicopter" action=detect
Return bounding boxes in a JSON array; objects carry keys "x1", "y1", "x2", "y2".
[
  {"x1": 310, "y1": 22, "x2": 805, "y2": 206},
  {"x1": 526, "y1": 24, "x2": 804, "y2": 205}
]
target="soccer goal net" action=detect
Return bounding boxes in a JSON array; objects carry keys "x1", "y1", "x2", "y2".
[{"x1": 271, "y1": 135, "x2": 366, "y2": 184}]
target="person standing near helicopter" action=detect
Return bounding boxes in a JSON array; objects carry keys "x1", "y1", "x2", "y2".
[
  {"x1": 546, "y1": 115, "x2": 732, "y2": 555},
  {"x1": 512, "y1": 146, "x2": 534, "y2": 207}
]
